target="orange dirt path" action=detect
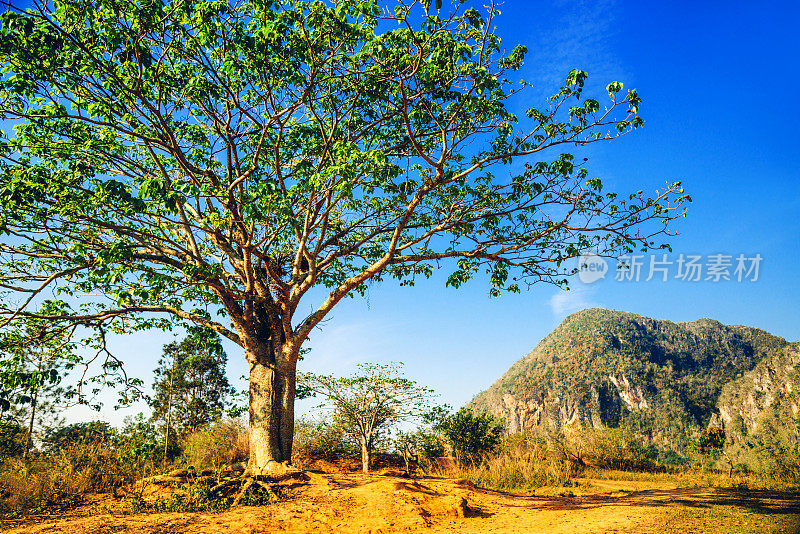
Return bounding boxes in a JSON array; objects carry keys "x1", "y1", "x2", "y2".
[{"x1": 3, "y1": 472, "x2": 799, "y2": 534}]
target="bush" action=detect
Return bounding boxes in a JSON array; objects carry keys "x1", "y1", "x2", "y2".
[
  {"x1": 115, "y1": 415, "x2": 165, "y2": 471},
  {"x1": 412, "y1": 428, "x2": 446, "y2": 459},
  {"x1": 182, "y1": 419, "x2": 248, "y2": 472},
  {"x1": 0, "y1": 421, "x2": 28, "y2": 459},
  {"x1": 758, "y1": 442, "x2": 800, "y2": 486},
  {"x1": 43, "y1": 421, "x2": 113, "y2": 452},
  {"x1": 698, "y1": 427, "x2": 725, "y2": 452},
  {"x1": 450, "y1": 433, "x2": 579, "y2": 491},
  {"x1": 0, "y1": 442, "x2": 143, "y2": 518},
  {"x1": 131, "y1": 479, "x2": 233, "y2": 513},
  {"x1": 560, "y1": 426, "x2": 658, "y2": 471},
  {"x1": 293, "y1": 418, "x2": 357, "y2": 465},
  {"x1": 442, "y1": 408, "x2": 503, "y2": 460}
]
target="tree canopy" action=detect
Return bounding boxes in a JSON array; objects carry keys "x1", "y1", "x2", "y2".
[{"x1": 0, "y1": 0, "x2": 689, "y2": 472}]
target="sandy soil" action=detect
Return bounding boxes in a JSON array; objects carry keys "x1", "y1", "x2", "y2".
[{"x1": 3, "y1": 471, "x2": 799, "y2": 534}]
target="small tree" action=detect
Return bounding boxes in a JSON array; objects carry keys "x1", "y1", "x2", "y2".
[
  {"x1": 149, "y1": 326, "x2": 235, "y2": 438},
  {"x1": 0, "y1": 308, "x2": 76, "y2": 458},
  {"x1": 399, "y1": 404, "x2": 453, "y2": 461},
  {"x1": 301, "y1": 363, "x2": 432, "y2": 473},
  {"x1": 0, "y1": 420, "x2": 27, "y2": 458},
  {"x1": 442, "y1": 408, "x2": 503, "y2": 461}
]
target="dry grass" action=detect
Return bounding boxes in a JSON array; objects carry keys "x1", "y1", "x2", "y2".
[
  {"x1": 0, "y1": 442, "x2": 147, "y2": 518},
  {"x1": 181, "y1": 419, "x2": 249, "y2": 472},
  {"x1": 292, "y1": 418, "x2": 359, "y2": 468},
  {"x1": 424, "y1": 429, "x2": 800, "y2": 495},
  {"x1": 580, "y1": 466, "x2": 797, "y2": 491},
  {"x1": 430, "y1": 434, "x2": 579, "y2": 491}
]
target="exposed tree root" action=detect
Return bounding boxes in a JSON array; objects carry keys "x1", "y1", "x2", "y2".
[
  {"x1": 231, "y1": 478, "x2": 277, "y2": 506},
  {"x1": 124, "y1": 463, "x2": 309, "y2": 509},
  {"x1": 232, "y1": 469, "x2": 310, "y2": 505}
]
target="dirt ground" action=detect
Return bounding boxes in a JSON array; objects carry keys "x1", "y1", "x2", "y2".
[{"x1": 3, "y1": 471, "x2": 800, "y2": 534}]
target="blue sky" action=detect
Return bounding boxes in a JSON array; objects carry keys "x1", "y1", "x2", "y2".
[{"x1": 66, "y1": 0, "x2": 800, "y2": 425}]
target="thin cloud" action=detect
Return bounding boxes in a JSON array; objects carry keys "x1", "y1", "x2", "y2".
[
  {"x1": 519, "y1": 0, "x2": 627, "y2": 98},
  {"x1": 549, "y1": 284, "x2": 597, "y2": 317},
  {"x1": 302, "y1": 319, "x2": 395, "y2": 374}
]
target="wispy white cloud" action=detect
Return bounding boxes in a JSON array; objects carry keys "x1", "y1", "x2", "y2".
[
  {"x1": 302, "y1": 319, "x2": 396, "y2": 374},
  {"x1": 549, "y1": 284, "x2": 598, "y2": 318},
  {"x1": 520, "y1": 0, "x2": 627, "y2": 98}
]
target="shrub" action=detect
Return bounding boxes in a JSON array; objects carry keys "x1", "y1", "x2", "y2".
[
  {"x1": 293, "y1": 418, "x2": 357, "y2": 465},
  {"x1": 442, "y1": 408, "x2": 503, "y2": 460},
  {"x1": 758, "y1": 442, "x2": 800, "y2": 486},
  {"x1": 451, "y1": 433, "x2": 579, "y2": 491},
  {"x1": 415, "y1": 428, "x2": 447, "y2": 459},
  {"x1": 115, "y1": 415, "x2": 164, "y2": 471},
  {"x1": 393, "y1": 405, "x2": 450, "y2": 462},
  {"x1": 0, "y1": 441, "x2": 143, "y2": 518},
  {"x1": 43, "y1": 421, "x2": 113, "y2": 452},
  {"x1": 560, "y1": 426, "x2": 658, "y2": 471},
  {"x1": 0, "y1": 421, "x2": 28, "y2": 459},
  {"x1": 182, "y1": 419, "x2": 248, "y2": 473},
  {"x1": 698, "y1": 427, "x2": 725, "y2": 452}
]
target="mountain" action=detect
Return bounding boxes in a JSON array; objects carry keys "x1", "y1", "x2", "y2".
[{"x1": 470, "y1": 308, "x2": 793, "y2": 448}]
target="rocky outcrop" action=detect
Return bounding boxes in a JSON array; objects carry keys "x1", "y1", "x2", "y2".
[
  {"x1": 498, "y1": 377, "x2": 633, "y2": 432},
  {"x1": 608, "y1": 375, "x2": 649, "y2": 411}
]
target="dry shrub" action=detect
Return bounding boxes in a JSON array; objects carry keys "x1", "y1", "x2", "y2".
[
  {"x1": 757, "y1": 443, "x2": 800, "y2": 487},
  {"x1": 439, "y1": 427, "x2": 660, "y2": 492},
  {"x1": 449, "y1": 434, "x2": 579, "y2": 491},
  {"x1": 560, "y1": 426, "x2": 658, "y2": 471},
  {"x1": 0, "y1": 442, "x2": 139, "y2": 518},
  {"x1": 293, "y1": 418, "x2": 357, "y2": 467},
  {"x1": 182, "y1": 419, "x2": 249, "y2": 472}
]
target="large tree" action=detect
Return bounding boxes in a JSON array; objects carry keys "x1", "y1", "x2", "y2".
[{"x1": 0, "y1": 0, "x2": 688, "y2": 474}]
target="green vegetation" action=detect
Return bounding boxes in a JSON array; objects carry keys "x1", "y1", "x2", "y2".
[
  {"x1": 149, "y1": 327, "x2": 235, "y2": 437},
  {"x1": 181, "y1": 419, "x2": 249, "y2": 474},
  {"x1": 42, "y1": 421, "x2": 113, "y2": 452},
  {"x1": 0, "y1": 0, "x2": 688, "y2": 470},
  {"x1": 441, "y1": 408, "x2": 504, "y2": 460},
  {"x1": 0, "y1": 310, "x2": 79, "y2": 459},
  {"x1": 716, "y1": 343, "x2": 800, "y2": 471},
  {"x1": 434, "y1": 425, "x2": 800, "y2": 493},
  {"x1": 0, "y1": 418, "x2": 163, "y2": 518}
]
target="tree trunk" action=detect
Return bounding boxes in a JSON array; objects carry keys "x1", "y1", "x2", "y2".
[
  {"x1": 246, "y1": 344, "x2": 296, "y2": 476},
  {"x1": 360, "y1": 434, "x2": 370, "y2": 473},
  {"x1": 23, "y1": 388, "x2": 37, "y2": 461},
  {"x1": 163, "y1": 361, "x2": 175, "y2": 465}
]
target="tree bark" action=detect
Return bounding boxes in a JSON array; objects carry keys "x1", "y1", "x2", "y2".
[
  {"x1": 23, "y1": 388, "x2": 37, "y2": 461},
  {"x1": 360, "y1": 434, "x2": 370, "y2": 473},
  {"x1": 246, "y1": 342, "x2": 297, "y2": 476}
]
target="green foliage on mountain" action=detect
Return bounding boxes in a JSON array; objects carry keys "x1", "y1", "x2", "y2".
[
  {"x1": 471, "y1": 308, "x2": 790, "y2": 448},
  {"x1": 717, "y1": 342, "x2": 800, "y2": 468}
]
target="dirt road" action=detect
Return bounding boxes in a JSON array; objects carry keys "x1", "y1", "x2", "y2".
[{"x1": 4, "y1": 472, "x2": 799, "y2": 533}]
